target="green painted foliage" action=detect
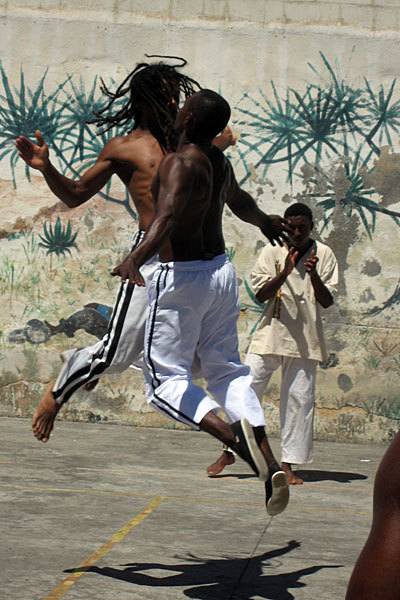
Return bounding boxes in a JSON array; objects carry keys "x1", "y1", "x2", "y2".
[
  {"x1": 0, "y1": 63, "x2": 136, "y2": 218},
  {"x1": 38, "y1": 217, "x2": 78, "y2": 257},
  {"x1": 233, "y1": 52, "x2": 400, "y2": 237}
]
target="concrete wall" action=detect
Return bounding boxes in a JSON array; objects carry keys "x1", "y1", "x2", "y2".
[{"x1": 0, "y1": 0, "x2": 399, "y2": 444}]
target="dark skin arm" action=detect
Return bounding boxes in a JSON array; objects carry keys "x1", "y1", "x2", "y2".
[
  {"x1": 305, "y1": 249, "x2": 333, "y2": 308},
  {"x1": 346, "y1": 431, "x2": 400, "y2": 600},
  {"x1": 111, "y1": 154, "x2": 192, "y2": 285},
  {"x1": 15, "y1": 130, "x2": 120, "y2": 207},
  {"x1": 16, "y1": 128, "x2": 232, "y2": 208},
  {"x1": 256, "y1": 247, "x2": 333, "y2": 308},
  {"x1": 225, "y1": 164, "x2": 290, "y2": 246},
  {"x1": 255, "y1": 247, "x2": 298, "y2": 303}
]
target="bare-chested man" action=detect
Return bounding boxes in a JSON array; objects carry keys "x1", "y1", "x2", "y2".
[
  {"x1": 112, "y1": 89, "x2": 291, "y2": 516},
  {"x1": 16, "y1": 58, "x2": 235, "y2": 443},
  {"x1": 346, "y1": 430, "x2": 400, "y2": 599}
]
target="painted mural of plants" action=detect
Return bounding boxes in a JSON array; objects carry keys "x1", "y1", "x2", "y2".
[
  {"x1": 0, "y1": 256, "x2": 25, "y2": 307},
  {"x1": 54, "y1": 76, "x2": 136, "y2": 219},
  {"x1": 232, "y1": 52, "x2": 400, "y2": 311},
  {"x1": 233, "y1": 52, "x2": 400, "y2": 227},
  {"x1": 0, "y1": 62, "x2": 136, "y2": 219},
  {"x1": 38, "y1": 217, "x2": 78, "y2": 274},
  {"x1": 393, "y1": 355, "x2": 400, "y2": 377},
  {"x1": 367, "y1": 279, "x2": 400, "y2": 315},
  {"x1": 225, "y1": 246, "x2": 236, "y2": 262},
  {"x1": 372, "y1": 334, "x2": 400, "y2": 358},
  {"x1": 240, "y1": 280, "x2": 265, "y2": 335},
  {"x1": 306, "y1": 148, "x2": 400, "y2": 239},
  {"x1": 0, "y1": 60, "x2": 72, "y2": 187}
]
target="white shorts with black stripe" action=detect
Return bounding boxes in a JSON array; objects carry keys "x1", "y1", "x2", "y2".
[
  {"x1": 143, "y1": 253, "x2": 266, "y2": 430},
  {"x1": 53, "y1": 231, "x2": 159, "y2": 405}
]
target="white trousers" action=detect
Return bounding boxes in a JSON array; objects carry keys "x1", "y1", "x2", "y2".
[
  {"x1": 143, "y1": 254, "x2": 266, "y2": 430},
  {"x1": 53, "y1": 231, "x2": 159, "y2": 405},
  {"x1": 245, "y1": 353, "x2": 317, "y2": 464}
]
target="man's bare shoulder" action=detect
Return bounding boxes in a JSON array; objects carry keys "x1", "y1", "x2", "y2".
[
  {"x1": 100, "y1": 130, "x2": 162, "y2": 162},
  {"x1": 158, "y1": 152, "x2": 189, "y2": 176}
]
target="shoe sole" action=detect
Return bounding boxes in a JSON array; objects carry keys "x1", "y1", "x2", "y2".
[
  {"x1": 240, "y1": 418, "x2": 269, "y2": 482},
  {"x1": 266, "y1": 471, "x2": 289, "y2": 516}
]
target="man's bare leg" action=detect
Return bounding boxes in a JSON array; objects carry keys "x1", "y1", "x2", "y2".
[
  {"x1": 200, "y1": 413, "x2": 279, "y2": 469},
  {"x1": 253, "y1": 425, "x2": 279, "y2": 466},
  {"x1": 201, "y1": 413, "x2": 289, "y2": 516},
  {"x1": 32, "y1": 383, "x2": 61, "y2": 442},
  {"x1": 281, "y1": 462, "x2": 304, "y2": 485},
  {"x1": 207, "y1": 449, "x2": 235, "y2": 477},
  {"x1": 200, "y1": 411, "x2": 237, "y2": 448}
]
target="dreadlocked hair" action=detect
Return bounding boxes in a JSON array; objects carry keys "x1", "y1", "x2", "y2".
[{"x1": 88, "y1": 55, "x2": 200, "y2": 153}]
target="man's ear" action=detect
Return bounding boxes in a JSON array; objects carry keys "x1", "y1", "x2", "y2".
[{"x1": 310, "y1": 220, "x2": 314, "y2": 231}]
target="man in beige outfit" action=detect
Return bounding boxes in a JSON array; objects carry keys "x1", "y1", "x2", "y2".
[{"x1": 208, "y1": 203, "x2": 338, "y2": 484}]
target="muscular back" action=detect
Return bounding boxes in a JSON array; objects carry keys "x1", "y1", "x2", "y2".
[
  {"x1": 152, "y1": 143, "x2": 233, "y2": 262},
  {"x1": 201, "y1": 145, "x2": 234, "y2": 257}
]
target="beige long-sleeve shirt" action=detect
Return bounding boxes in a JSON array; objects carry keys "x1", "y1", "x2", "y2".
[{"x1": 247, "y1": 240, "x2": 338, "y2": 362}]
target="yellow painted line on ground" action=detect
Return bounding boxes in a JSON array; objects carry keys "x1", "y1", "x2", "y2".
[
  {"x1": 0, "y1": 460, "x2": 36, "y2": 466},
  {"x1": 43, "y1": 496, "x2": 164, "y2": 600},
  {"x1": 6, "y1": 483, "x2": 371, "y2": 515},
  {"x1": 287, "y1": 504, "x2": 372, "y2": 516},
  {"x1": 303, "y1": 483, "x2": 372, "y2": 493},
  {"x1": 6, "y1": 484, "x2": 262, "y2": 507}
]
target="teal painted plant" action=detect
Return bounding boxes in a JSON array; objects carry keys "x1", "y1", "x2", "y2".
[
  {"x1": 240, "y1": 280, "x2": 265, "y2": 335},
  {"x1": 0, "y1": 64, "x2": 136, "y2": 219},
  {"x1": 39, "y1": 217, "x2": 78, "y2": 258},
  {"x1": 307, "y1": 147, "x2": 400, "y2": 238},
  {"x1": 233, "y1": 52, "x2": 400, "y2": 231},
  {"x1": 0, "y1": 60, "x2": 71, "y2": 187},
  {"x1": 55, "y1": 76, "x2": 136, "y2": 219}
]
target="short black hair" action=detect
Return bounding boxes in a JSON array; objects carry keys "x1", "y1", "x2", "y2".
[
  {"x1": 187, "y1": 89, "x2": 230, "y2": 141},
  {"x1": 284, "y1": 203, "x2": 313, "y2": 222}
]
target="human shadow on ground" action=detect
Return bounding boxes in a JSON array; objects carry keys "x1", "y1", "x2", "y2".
[
  {"x1": 65, "y1": 539, "x2": 342, "y2": 599},
  {"x1": 210, "y1": 470, "x2": 368, "y2": 483},
  {"x1": 295, "y1": 470, "x2": 368, "y2": 483}
]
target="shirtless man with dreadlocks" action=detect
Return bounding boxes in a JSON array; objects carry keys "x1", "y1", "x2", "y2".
[{"x1": 16, "y1": 57, "x2": 235, "y2": 442}]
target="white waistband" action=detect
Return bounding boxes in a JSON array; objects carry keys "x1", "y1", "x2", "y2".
[{"x1": 159, "y1": 253, "x2": 229, "y2": 271}]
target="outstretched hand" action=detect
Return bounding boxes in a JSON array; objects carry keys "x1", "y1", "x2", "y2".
[
  {"x1": 15, "y1": 130, "x2": 49, "y2": 172},
  {"x1": 262, "y1": 214, "x2": 292, "y2": 246},
  {"x1": 304, "y1": 248, "x2": 318, "y2": 274},
  {"x1": 111, "y1": 255, "x2": 145, "y2": 286}
]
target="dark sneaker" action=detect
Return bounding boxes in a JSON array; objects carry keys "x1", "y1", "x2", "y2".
[
  {"x1": 265, "y1": 463, "x2": 289, "y2": 516},
  {"x1": 231, "y1": 418, "x2": 269, "y2": 481}
]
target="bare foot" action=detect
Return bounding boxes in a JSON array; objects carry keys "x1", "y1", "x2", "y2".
[
  {"x1": 207, "y1": 450, "x2": 235, "y2": 477},
  {"x1": 82, "y1": 379, "x2": 99, "y2": 392},
  {"x1": 32, "y1": 383, "x2": 61, "y2": 443},
  {"x1": 281, "y1": 462, "x2": 303, "y2": 485}
]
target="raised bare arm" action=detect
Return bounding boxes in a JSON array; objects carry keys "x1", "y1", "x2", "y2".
[
  {"x1": 225, "y1": 161, "x2": 290, "y2": 246},
  {"x1": 255, "y1": 247, "x2": 299, "y2": 303},
  {"x1": 16, "y1": 130, "x2": 118, "y2": 208},
  {"x1": 304, "y1": 249, "x2": 333, "y2": 308}
]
